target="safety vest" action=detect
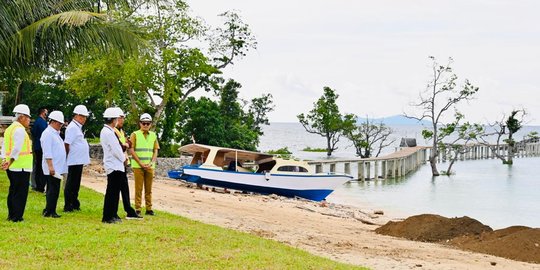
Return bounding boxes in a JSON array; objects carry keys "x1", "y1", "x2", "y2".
[
  {"x1": 130, "y1": 130, "x2": 157, "y2": 169},
  {"x1": 3, "y1": 121, "x2": 33, "y2": 170},
  {"x1": 114, "y1": 128, "x2": 126, "y2": 144}
]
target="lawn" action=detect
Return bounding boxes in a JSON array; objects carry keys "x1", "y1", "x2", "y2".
[{"x1": 0, "y1": 171, "x2": 366, "y2": 269}]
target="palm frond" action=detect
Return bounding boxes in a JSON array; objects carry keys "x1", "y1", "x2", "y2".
[{"x1": 1, "y1": 10, "x2": 144, "y2": 68}]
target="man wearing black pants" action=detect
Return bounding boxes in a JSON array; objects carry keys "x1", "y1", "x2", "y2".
[
  {"x1": 64, "y1": 105, "x2": 90, "y2": 212},
  {"x1": 100, "y1": 108, "x2": 125, "y2": 224},
  {"x1": 40, "y1": 111, "x2": 67, "y2": 218}
]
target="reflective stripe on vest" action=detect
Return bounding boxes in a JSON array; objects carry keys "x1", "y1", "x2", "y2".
[
  {"x1": 130, "y1": 130, "x2": 156, "y2": 169},
  {"x1": 3, "y1": 121, "x2": 33, "y2": 169}
]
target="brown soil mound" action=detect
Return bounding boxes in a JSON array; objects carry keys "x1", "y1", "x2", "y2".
[
  {"x1": 450, "y1": 227, "x2": 540, "y2": 264},
  {"x1": 375, "y1": 214, "x2": 493, "y2": 242}
]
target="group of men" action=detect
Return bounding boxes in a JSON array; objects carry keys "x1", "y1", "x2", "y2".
[{"x1": 1, "y1": 104, "x2": 160, "y2": 224}]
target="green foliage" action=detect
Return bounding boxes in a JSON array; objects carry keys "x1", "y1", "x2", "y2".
[
  {"x1": 175, "y1": 80, "x2": 273, "y2": 151},
  {"x1": 297, "y1": 87, "x2": 355, "y2": 156},
  {"x1": 302, "y1": 147, "x2": 328, "y2": 152},
  {"x1": 0, "y1": 172, "x2": 364, "y2": 269},
  {"x1": 267, "y1": 147, "x2": 293, "y2": 155}
]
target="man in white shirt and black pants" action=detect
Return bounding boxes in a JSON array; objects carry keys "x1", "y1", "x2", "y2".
[
  {"x1": 41, "y1": 111, "x2": 67, "y2": 218},
  {"x1": 64, "y1": 105, "x2": 90, "y2": 212},
  {"x1": 100, "y1": 108, "x2": 125, "y2": 224}
]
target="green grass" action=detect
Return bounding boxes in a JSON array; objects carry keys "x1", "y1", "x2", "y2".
[
  {"x1": 302, "y1": 147, "x2": 328, "y2": 152},
  {"x1": 0, "y1": 172, "x2": 366, "y2": 269}
]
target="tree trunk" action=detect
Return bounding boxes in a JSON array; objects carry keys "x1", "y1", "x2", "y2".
[
  {"x1": 507, "y1": 132, "x2": 514, "y2": 165},
  {"x1": 431, "y1": 128, "x2": 440, "y2": 176},
  {"x1": 326, "y1": 135, "x2": 332, "y2": 156}
]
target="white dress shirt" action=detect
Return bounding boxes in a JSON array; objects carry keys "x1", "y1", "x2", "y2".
[
  {"x1": 1, "y1": 122, "x2": 32, "y2": 172},
  {"x1": 41, "y1": 126, "x2": 67, "y2": 176},
  {"x1": 65, "y1": 120, "x2": 90, "y2": 166},
  {"x1": 100, "y1": 124, "x2": 125, "y2": 174}
]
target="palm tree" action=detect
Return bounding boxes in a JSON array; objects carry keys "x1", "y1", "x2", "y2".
[{"x1": 0, "y1": 0, "x2": 144, "y2": 68}]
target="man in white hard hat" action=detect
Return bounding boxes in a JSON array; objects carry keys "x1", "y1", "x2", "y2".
[
  {"x1": 40, "y1": 110, "x2": 67, "y2": 218},
  {"x1": 30, "y1": 106, "x2": 48, "y2": 193},
  {"x1": 63, "y1": 105, "x2": 90, "y2": 212},
  {"x1": 130, "y1": 113, "x2": 159, "y2": 216},
  {"x1": 100, "y1": 107, "x2": 125, "y2": 223},
  {"x1": 111, "y1": 107, "x2": 141, "y2": 220},
  {"x1": 1, "y1": 104, "x2": 33, "y2": 222}
]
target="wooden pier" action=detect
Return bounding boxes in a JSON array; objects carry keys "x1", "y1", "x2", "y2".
[
  {"x1": 308, "y1": 146, "x2": 428, "y2": 181},
  {"x1": 308, "y1": 142, "x2": 540, "y2": 180}
]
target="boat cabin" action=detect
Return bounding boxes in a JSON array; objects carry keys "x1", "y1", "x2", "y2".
[{"x1": 179, "y1": 144, "x2": 313, "y2": 175}]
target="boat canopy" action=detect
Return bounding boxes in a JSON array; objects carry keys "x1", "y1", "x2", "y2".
[{"x1": 179, "y1": 143, "x2": 273, "y2": 163}]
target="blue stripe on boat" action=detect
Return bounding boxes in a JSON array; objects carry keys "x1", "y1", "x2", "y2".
[{"x1": 194, "y1": 177, "x2": 333, "y2": 201}]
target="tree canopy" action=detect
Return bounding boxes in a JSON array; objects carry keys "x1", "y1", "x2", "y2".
[{"x1": 297, "y1": 86, "x2": 355, "y2": 156}]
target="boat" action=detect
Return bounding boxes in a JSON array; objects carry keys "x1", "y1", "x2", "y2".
[{"x1": 167, "y1": 143, "x2": 353, "y2": 201}]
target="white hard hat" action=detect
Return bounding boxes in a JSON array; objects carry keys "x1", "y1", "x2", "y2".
[
  {"x1": 13, "y1": 104, "x2": 31, "y2": 116},
  {"x1": 112, "y1": 107, "x2": 125, "y2": 117},
  {"x1": 48, "y1": 111, "x2": 64, "y2": 123},
  {"x1": 139, "y1": 113, "x2": 152, "y2": 122},
  {"x1": 103, "y1": 107, "x2": 119, "y2": 118},
  {"x1": 73, "y1": 105, "x2": 89, "y2": 116}
]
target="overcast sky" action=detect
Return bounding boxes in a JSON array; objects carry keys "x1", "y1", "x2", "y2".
[{"x1": 187, "y1": 1, "x2": 540, "y2": 124}]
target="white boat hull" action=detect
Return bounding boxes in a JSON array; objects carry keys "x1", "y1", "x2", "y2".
[{"x1": 179, "y1": 166, "x2": 352, "y2": 201}]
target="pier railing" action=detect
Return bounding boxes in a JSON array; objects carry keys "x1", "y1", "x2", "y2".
[
  {"x1": 308, "y1": 142, "x2": 540, "y2": 180},
  {"x1": 432, "y1": 142, "x2": 540, "y2": 162},
  {"x1": 307, "y1": 146, "x2": 428, "y2": 181}
]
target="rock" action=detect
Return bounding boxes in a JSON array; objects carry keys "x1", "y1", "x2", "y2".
[
  {"x1": 490, "y1": 262, "x2": 497, "y2": 266},
  {"x1": 415, "y1": 264, "x2": 422, "y2": 267},
  {"x1": 374, "y1": 210, "x2": 384, "y2": 215}
]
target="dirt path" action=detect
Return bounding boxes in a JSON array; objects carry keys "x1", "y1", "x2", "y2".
[{"x1": 81, "y1": 174, "x2": 540, "y2": 270}]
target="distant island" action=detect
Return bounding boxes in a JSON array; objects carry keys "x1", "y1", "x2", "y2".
[{"x1": 357, "y1": 115, "x2": 431, "y2": 126}]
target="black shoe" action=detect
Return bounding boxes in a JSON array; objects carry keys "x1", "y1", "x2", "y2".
[
  {"x1": 64, "y1": 208, "x2": 74, "y2": 212},
  {"x1": 102, "y1": 219, "x2": 116, "y2": 224},
  {"x1": 74, "y1": 207, "x2": 81, "y2": 211},
  {"x1": 145, "y1": 210, "x2": 155, "y2": 216},
  {"x1": 12, "y1": 218, "x2": 24, "y2": 222},
  {"x1": 50, "y1": 213, "x2": 61, "y2": 218},
  {"x1": 126, "y1": 214, "x2": 143, "y2": 220}
]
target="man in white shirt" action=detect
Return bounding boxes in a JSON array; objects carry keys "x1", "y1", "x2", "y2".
[
  {"x1": 41, "y1": 111, "x2": 67, "y2": 218},
  {"x1": 1, "y1": 104, "x2": 33, "y2": 222},
  {"x1": 100, "y1": 107, "x2": 125, "y2": 224},
  {"x1": 64, "y1": 105, "x2": 90, "y2": 212}
]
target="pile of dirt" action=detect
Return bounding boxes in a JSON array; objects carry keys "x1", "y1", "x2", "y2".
[
  {"x1": 376, "y1": 214, "x2": 540, "y2": 264},
  {"x1": 450, "y1": 226, "x2": 540, "y2": 264},
  {"x1": 375, "y1": 214, "x2": 493, "y2": 242}
]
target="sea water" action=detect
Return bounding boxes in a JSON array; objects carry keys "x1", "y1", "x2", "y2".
[{"x1": 259, "y1": 123, "x2": 540, "y2": 229}]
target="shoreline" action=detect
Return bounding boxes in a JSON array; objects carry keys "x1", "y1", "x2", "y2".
[{"x1": 81, "y1": 170, "x2": 539, "y2": 270}]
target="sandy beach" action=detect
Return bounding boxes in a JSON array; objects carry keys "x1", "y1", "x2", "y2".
[{"x1": 79, "y1": 168, "x2": 540, "y2": 270}]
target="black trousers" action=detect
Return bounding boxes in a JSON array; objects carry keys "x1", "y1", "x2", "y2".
[
  {"x1": 103, "y1": 171, "x2": 122, "y2": 222},
  {"x1": 44, "y1": 175, "x2": 61, "y2": 215},
  {"x1": 119, "y1": 171, "x2": 137, "y2": 216},
  {"x1": 64, "y1": 164, "x2": 83, "y2": 211},
  {"x1": 33, "y1": 150, "x2": 46, "y2": 192},
  {"x1": 6, "y1": 170, "x2": 29, "y2": 221}
]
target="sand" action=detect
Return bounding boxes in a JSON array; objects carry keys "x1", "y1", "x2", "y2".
[{"x1": 81, "y1": 171, "x2": 540, "y2": 270}]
